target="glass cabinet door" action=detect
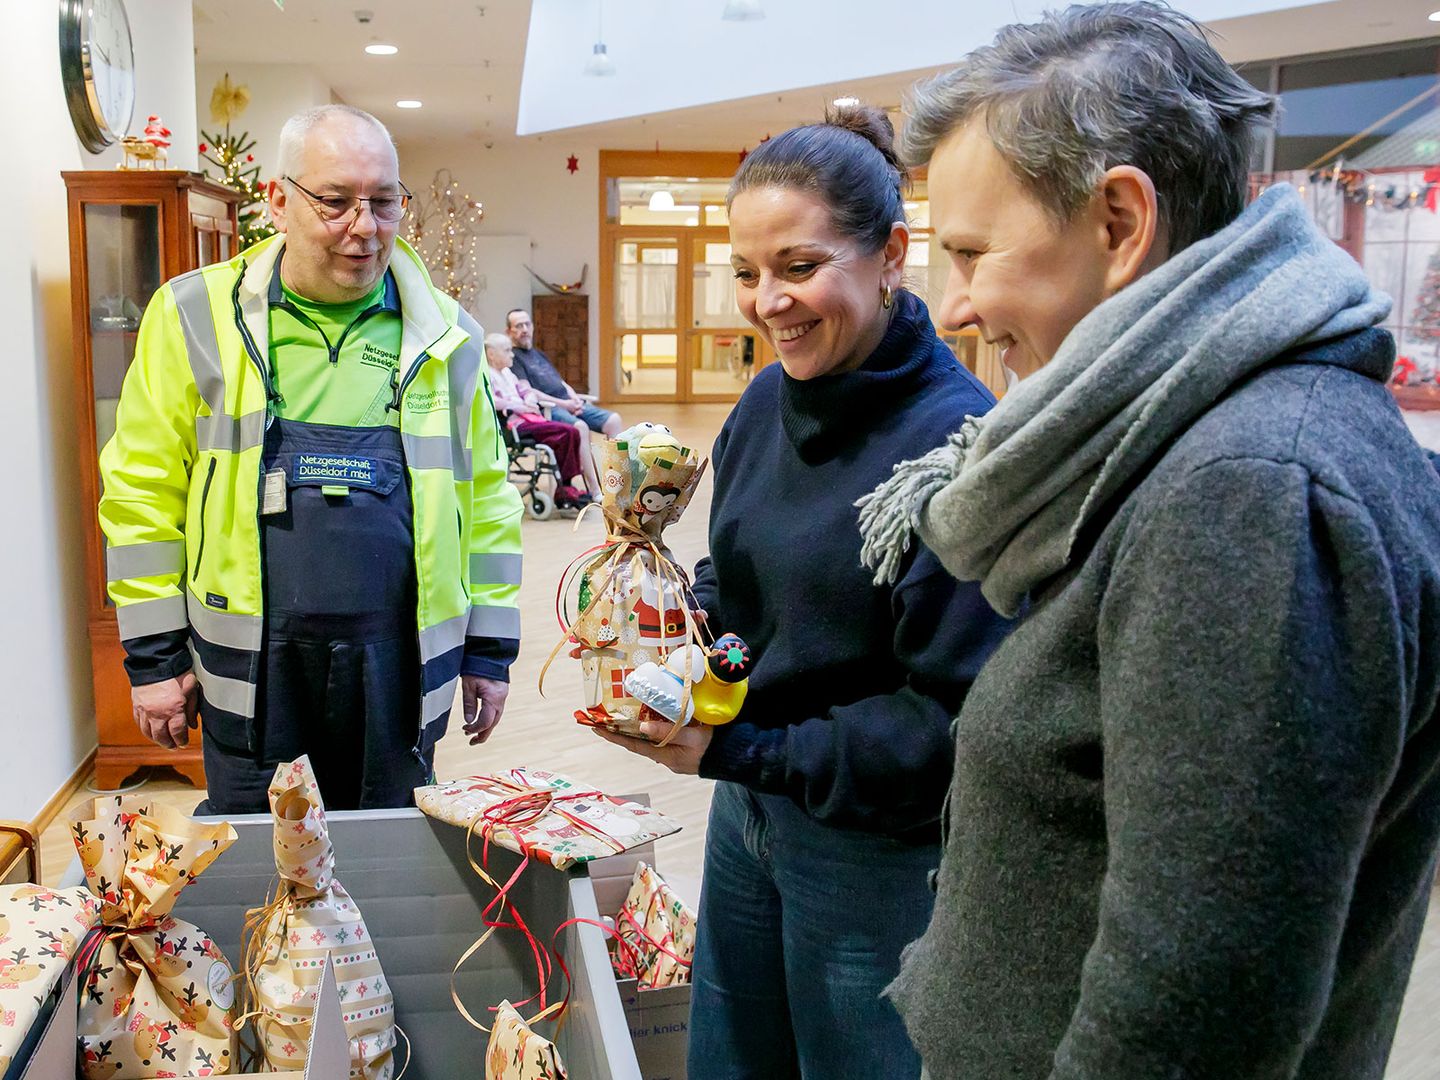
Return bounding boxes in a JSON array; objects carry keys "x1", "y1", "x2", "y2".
[{"x1": 85, "y1": 202, "x2": 162, "y2": 606}]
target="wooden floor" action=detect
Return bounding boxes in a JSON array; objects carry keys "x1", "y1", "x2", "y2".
[{"x1": 36, "y1": 400, "x2": 1440, "y2": 1076}]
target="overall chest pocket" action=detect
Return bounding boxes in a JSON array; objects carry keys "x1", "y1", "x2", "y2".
[{"x1": 277, "y1": 451, "x2": 403, "y2": 496}]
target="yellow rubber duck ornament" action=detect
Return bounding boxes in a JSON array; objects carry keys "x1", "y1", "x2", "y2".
[{"x1": 625, "y1": 633, "x2": 751, "y2": 727}]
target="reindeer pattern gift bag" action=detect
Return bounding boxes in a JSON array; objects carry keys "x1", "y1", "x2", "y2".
[
  {"x1": 241, "y1": 756, "x2": 395, "y2": 1078},
  {"x1": 71, "y1": 796, "x2": 238, "y2": 1078}
]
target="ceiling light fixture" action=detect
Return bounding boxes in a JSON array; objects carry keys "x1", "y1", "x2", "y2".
[
  {"x1": 722, "y1": 0, "x2": 765, "y2": 21},
  {"x1": 648, "y1": 190, "x2": 675, "y2": 211},
  {"x1": 833, "y1": 96, "x2": 860, "y2": 108},
  {"x1": 365, "y1": 43, "x2": 398, "y2": 55},
  {"x1": 584, "y1": 0, "x2": 617, "y2": 76},
  {"x1": 1430, "y1": 9, "x2": 1440, "y2": 20},
  {"x1": 396, "y1": 99, "x2": 423, "y2": 109}
]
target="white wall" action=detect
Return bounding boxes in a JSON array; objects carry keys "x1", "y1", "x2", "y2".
[
  {"x1": 0, "y1": 0, "x2": 197, "y2": 820},
  {"x1": 194, "y1": 62, "x2": 333, "y2": 182},
  {"x1": 397, "y1": 139, "x2": 603, "y2": 390}
]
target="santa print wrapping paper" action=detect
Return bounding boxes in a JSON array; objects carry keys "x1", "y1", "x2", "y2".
[
  {"x1": 614, "y1": 862, "x2": 695, "y2": 990},
  {"x1": 71, "y1": 796, "x2": 238, "y2": 1078},
  {"x1": 244, "y1": 756, "x2": 394, "y2": 1078},
  {"x1": 0, "y1": 884, "x2": 101, "y2": 1072},
  {"x1": 563, "y1": 430, "x2": 706, "y2": 739},
  {"x1": 413, "y1": 768, "x2": 683, "y2": 871},
  {"x1": 485, "y1": 1000, "x2": 567, "y2": 1080}
]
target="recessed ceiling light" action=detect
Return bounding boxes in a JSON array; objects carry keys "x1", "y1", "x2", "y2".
[
  {"x1": 365, "y1": 43, "x2": 398, "y2": 55},
  {"x1": 833, "y1": 96, "x2": 860, "y2": 108},
  {"x1": 1430, "y1": 9, "x2": 1440, "y2": 20},
  {"x1": 396, "y1": 99, "x2": 423, "y2": 109}
]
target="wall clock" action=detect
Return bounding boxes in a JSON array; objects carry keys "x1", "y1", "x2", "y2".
[{"x1": 59, "y1": 0, "x2": 136, "y2": 154}]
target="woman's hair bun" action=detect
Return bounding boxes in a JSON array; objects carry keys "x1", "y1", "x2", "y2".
[{"x1": 825, "y1": 103, "x2": 907, "y2": 182}]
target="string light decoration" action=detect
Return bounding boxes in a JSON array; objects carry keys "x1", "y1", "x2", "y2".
[
  {"x1": 1250, "y1": 163, "x2": 1440, "y2": 213},
  {"x1": 197, "y1": 74, "x2": 275, "y2": 248},
  {"x1": 404, "y1": 169, "x2": 485, "y2": 307}
]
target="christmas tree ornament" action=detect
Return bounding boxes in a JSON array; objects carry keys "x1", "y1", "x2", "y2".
[{"x1": 199, "y1": 74, "x2": 276, "y2": 248}]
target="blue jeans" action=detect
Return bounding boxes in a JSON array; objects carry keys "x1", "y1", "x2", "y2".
[
  {"x1": 688, "y1": 782, "x2": 938, "y2": 1079},
  {"x1": 550, "y1": 402, "x2": 614, "y2": 433}
]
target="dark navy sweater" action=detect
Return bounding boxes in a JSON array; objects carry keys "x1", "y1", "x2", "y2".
[{"x1": 692, "y1": 291, "x2": 1012, "y2": 839}]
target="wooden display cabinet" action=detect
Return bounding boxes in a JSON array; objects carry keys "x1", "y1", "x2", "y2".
[{"x1": 63, "y1": 170, "x2": 242, "y2": 790}]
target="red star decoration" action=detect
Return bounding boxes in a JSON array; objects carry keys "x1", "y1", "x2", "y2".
[
  {"x1": 739, "y1": 148, "x2": 748, "y2": 164},
  {"x1": 566, "y1": 154, "x2": 579, "y2": 174}
]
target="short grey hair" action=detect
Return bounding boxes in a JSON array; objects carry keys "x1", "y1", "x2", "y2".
[
  {"x1": 275, "y1": 104, "x2": 396, "y2": 179},
  {"x1": 902, "y1": 1, "x2": 1275, "y2": 253},
  {"x1": 484, "y1": 332, "x2": 513, "y2": 358}
]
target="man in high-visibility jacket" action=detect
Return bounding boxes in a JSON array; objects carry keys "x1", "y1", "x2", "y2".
[{"x1": 98, "y1": 104, "x2": 523, "y2": 812}]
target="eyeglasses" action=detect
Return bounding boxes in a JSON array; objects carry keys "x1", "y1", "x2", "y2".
[{"x1": 282, "y1": 176, "x2": 412, "y2": 223}]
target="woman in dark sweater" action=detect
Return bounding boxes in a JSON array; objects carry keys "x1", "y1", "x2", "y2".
[
  {"x1": 860, "y1": 5, "x2": 1440, "y2": 1078},
  {"x1": 595, "y1": 108, "x2": 1011, "y2": 1078}
]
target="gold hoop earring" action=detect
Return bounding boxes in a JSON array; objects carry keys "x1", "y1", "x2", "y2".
[{"x1": 881, "y1": 283, "x2": 894, "y2": 310}]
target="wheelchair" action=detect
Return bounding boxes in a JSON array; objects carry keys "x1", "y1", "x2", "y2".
[{"x1": 501, "y1": 415, "x2": 564, "y2": 520}]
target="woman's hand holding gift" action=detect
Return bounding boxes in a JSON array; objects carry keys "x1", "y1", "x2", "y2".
[{"x1": 594, "y1": 720, "x2": 713, "y2": 775}]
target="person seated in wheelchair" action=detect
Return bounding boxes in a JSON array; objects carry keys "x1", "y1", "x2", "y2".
[{"x1": 485, "y1": 333, "x2": 600, "y2": 509}]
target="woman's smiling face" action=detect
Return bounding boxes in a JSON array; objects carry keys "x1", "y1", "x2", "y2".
[{"x1": 728, "y1": 186, "x2": 906, "y2": 381}]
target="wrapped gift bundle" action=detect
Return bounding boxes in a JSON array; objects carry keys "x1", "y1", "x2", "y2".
[
  {"x1": 484, "y1": 1000, "x2": 567, "y2": 1080},
  {"x1": 414, "y1": 768, "x2": 683, "y2": 871},
  {"x1": 551, "y1": 422, "x2": 706, "y2": 741},
  {"x1": 242, "y1": 756, "x2": 395, "y2": 1079},
  {"x1": 71, "y1": 796, "x2": 238, "y2": 1078},
  {"x1": 612, "y1": 862, "x2": 695, "y2": 991},
  {"x1": 0, "y1": 884, "x2": 101, "y2": 1073}
]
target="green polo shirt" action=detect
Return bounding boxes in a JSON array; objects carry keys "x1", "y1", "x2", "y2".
[{"x1": 268, "y1": 265, "x2": 404, "y2": 427}]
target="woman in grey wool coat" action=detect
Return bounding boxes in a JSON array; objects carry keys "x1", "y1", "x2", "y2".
[{"x1": 859, "y1": 3, "x2": 1440, "y2": 1078}]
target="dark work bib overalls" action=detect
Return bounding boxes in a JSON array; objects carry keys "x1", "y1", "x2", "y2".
[{"x1": 199, "y1": 270, "x2": 431, "y2": 814}]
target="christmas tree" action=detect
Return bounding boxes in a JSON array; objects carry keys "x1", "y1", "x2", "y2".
[
  {"x1": 1409, "y1": 246, "x2": 1440, "y2": 372},
  {"x1": 198, "y1": 74, "x2": 276, "y2": 249}
]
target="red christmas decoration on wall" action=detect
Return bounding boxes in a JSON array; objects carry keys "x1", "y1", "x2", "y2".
[{"x1": 566, "y1": 154, "x2": 579, "y2": 174}]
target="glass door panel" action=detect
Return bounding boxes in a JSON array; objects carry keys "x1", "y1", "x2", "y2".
[
  {"x1": 687, "y1": 237, "x2": 759, "y2": 397},
  {"x1": 689, "y1": 331, "x2": 760, "y2": 395},
  {"x1": 612, "y1": 238, "x2": 680, "y2": 397},
  {"x1": 85, "y1": 201, "x2": 162, "y2": 607}
]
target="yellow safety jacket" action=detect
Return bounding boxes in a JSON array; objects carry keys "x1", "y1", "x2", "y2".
[{"x1": 98, "y1": 234, "x2": 523, "y2": 746}]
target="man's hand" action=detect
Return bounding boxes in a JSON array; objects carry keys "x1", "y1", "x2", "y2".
[
  {"x1": 593, "y1": 719, "x2": 713, "y2": 775},
  {"x1": 132, "y1": 673, "x2": 199, "y2": 749},
  {"x1": 462, "y1": 676, "x2": 509, "y2": 745}
]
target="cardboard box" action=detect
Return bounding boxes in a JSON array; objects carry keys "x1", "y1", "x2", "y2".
[
  {"x1": 589, "y1": 810, "x2": 692, "y2": 1080},
  {"x1": 176, "y1": 807, "x2": 641, "y2": 1079}
]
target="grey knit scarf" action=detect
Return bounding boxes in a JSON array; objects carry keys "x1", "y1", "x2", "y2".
[{"x1": 857, "y1": 184, "x2": 1391, "y2": 617}]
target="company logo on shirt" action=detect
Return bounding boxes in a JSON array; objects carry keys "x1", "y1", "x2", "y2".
[
  {"x1": 294, "y1": 453, "x2": 378, "y2": 489},
  {"x1": 404, "y1": 388, "x2": 450, "y2": 414},
  {"x1": 359, "y1": 343, "x2": 400, "y2": 370}
]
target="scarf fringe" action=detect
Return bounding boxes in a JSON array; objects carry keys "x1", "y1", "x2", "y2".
[{"x1": 856, "y1": 418, "x2": 981, "y2": 585}]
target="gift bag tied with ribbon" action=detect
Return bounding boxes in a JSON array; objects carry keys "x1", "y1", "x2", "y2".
[
  {"x1": 540, "y1": 423, "x2": 709, "y2": 745},
  {"x1": 71, "y1": 796, "x2": 238, "y2": 1078},
  {"x1": 485, "y1": 999, "x2": 567, "y2": 1080},
  {"x1": 238, "y1": 756, "x2": 396, "y2": 1078},
  {"x1": 612, "y1": 861, "x2": 695, "y2": 991}
]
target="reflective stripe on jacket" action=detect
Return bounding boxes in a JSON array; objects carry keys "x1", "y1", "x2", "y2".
[{"x1": 98, "y1": 234, "x2": 523, "y2": 737}]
